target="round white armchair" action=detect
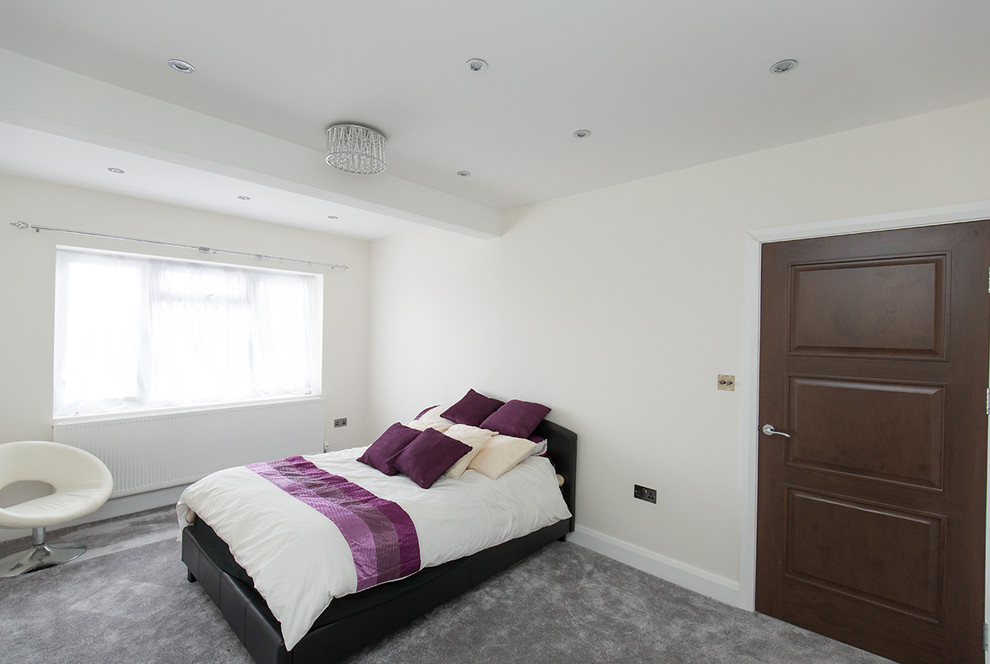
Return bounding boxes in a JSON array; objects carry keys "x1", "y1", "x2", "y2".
[{"x1": 0, "y1": 441, "x2": 113, "y2": 577}]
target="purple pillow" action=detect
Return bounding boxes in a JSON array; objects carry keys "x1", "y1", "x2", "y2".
[
  {"x1": 480, "y1": 399, "x2": 551, "y2": 439},
  {"x1": 357, "y1": 423, "x2": 421, "y2": 475},
  {"x1": 441, "y1": 389, "x2": 504, "y2": 426},
  {"x1": 389, "y1": 428, "x2": 471, "y2": 489}
]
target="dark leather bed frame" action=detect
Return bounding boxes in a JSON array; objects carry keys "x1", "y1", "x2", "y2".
[{"x1": 181, "y1": 419, "x2": 577, "y2": 664}]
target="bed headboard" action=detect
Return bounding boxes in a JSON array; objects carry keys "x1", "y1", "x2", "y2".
[{"x1": 534, "y1": 419, "x2": 577, "y2": 532}]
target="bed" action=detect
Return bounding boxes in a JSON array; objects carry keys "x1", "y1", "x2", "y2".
[{"x1": 179, "y1": 415, "x2": 577, "y2": 664}]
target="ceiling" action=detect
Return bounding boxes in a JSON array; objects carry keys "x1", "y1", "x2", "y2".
[{"x1": 1, "y1": 1, "x2": 990, "y2": 240}]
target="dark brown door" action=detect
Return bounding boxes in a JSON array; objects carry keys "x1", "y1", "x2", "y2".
[{"x1": 756, "y1": 221, "x2": 989, "y2": 664}]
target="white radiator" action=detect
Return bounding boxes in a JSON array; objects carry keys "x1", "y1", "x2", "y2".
[{"x1": 53, "y1": 398, "x2": 324, "y2": 498}]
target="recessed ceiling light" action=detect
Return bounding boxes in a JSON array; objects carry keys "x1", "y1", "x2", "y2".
[
  {"x1": 327, "y1": 215, "x2": 339, "y2": 220},
  {"x1": 573, "y1": 129, "x2": 592, "y2": 139},
  {"x1": 456, "y1": 170, "x2": 472, "y2": 177},
  {"x1": 237, "y1": 195, "x2": 251, "y2": 200},
  {"x1": 168, "y1": 59, "x2": 196, "y2": 73},
  {"x1": 465, "y1": 58, "x2": 488, "y2": 73},
  {"x1": 770, "y1": 59, "x2": 798, "y2": 74},
  {"x1": 107, "y1": 167, "x2": 125, "y2": 174}
]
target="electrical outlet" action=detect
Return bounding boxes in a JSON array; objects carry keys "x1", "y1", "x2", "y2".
[
  {"x1": 717, "y1": 374, "x2": 735, "y2": 391},
  {"x1": 633, "y1": 484, "x2": 657, "y2": 504},
  {"x1": 334, "y1": 418, "x2": 347, "y2": 428}
]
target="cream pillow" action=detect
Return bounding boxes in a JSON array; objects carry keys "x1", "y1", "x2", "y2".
[
  {"x1": 442, "y1": 424, "x2": 497, "y2": 478},
  {"x1": 408, "y1": 405, "x2": 454, "y2": 432},
  {"x1": 467, "y1": 434, "x2": 538, "y2": 480}
]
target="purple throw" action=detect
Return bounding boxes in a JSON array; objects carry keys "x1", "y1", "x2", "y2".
[{"x1": 248, "y1": 456, "x2": 421, "y2": 591}]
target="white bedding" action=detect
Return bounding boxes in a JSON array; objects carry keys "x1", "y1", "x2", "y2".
[{"x1": 176, "y1": 446, "x2": 571, "y2": 650}]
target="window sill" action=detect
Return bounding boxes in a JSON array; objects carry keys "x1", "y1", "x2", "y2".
[{"x1": 52, "y1": 395, "x2": 324, "y2": 427}]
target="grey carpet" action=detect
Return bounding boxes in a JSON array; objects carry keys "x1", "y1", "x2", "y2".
[{"x1": 0, "y1": 508, "x2": 893, "y2": 664}]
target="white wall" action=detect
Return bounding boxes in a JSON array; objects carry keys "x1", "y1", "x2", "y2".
[
  {"x1": 0, "y1": 174, "x2": 373, "y2": 449},
  {"x1": 367, "y1": 98, "x2": 990, "y2": 604}
]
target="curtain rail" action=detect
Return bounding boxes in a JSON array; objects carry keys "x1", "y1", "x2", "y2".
[{"x1": 9, "y1": 221, "x2": 349, "y2": 271}]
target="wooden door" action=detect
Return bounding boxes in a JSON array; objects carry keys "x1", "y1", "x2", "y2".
[{"x1": 756, "y1": 221, "x2": 990, "y2": 663}]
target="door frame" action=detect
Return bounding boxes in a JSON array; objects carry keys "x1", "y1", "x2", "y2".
[{"x1": 739, "y1": 200, "x2": 990, "y2": 649}]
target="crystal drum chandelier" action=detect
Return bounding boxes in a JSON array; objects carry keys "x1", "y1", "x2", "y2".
[{"x1": 325, "y1": 123, "x2": 387, "y2": 174}]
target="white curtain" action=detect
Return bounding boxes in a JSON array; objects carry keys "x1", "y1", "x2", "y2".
[{"x1": 54, "y1": 248, "x2": 323, "y2": 418}]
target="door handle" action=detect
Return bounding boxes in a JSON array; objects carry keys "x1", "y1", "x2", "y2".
[{"x1": 761, "y1": 424, "x2": 791, "y2": 438}]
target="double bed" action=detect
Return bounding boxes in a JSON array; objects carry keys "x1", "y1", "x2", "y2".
[{"x1": 179, "y1": 412, "x2": 577, "y2": 664}]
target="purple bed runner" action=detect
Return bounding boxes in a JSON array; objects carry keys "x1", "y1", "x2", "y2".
[{"x1": 248, "y1": 456, "x2": 421, "y2": 591}]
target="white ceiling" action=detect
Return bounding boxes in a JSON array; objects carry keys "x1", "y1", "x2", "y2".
[
  {"x1": 1, "y1": 1, "x2": 990, "y2": 239},
  {"x1": 0, "y1": 122, "x2": 417, "y2": 239}
]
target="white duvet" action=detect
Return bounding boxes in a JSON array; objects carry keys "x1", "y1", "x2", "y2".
[{"x1": 176, "y1": 447, "x2": 571, "y2": 650}]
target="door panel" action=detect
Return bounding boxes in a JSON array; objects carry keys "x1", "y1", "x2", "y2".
[
  {"x1": 788, "y1": 377, "x2": 944, "y2": 488},
  {"x1": 789, "y1": 255, "x2": 947, "y2": 357},
  {"x1": 756, "y1": 221, "x2": 989, "y2": 664},
  {"x1": 786, "y1": 489, "x2": 943, "y2": 619}
]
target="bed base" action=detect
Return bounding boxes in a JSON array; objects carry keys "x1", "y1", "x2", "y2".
[
  {"x1": 181, "y1": 419, "x2": 577, "y2": 664},
  {"x1": 183, "y1": 518, "x2": 568, "y2": 664}
]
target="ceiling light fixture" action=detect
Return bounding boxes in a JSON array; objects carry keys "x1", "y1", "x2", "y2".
[
  {"x1": 168, "y1": 59, "x2": 196, "y2": 73},
  {"x1": 456, "y1": 170, "x2": 472, "y2": 177},
  {"x1": 237, "y1": 195, "x2": 251, "y2": 200},
  {"x1": 326, "y1": 123, "x2": 387, "y2": 175},
  {"x1": 327, "y1": 215, "x2": 339, "y2": 220},
  {"x1": 107, "y1": 167, "x2": 125, "y2": 174},
  {"x1": 770, "y1": 59, "x2": 798, "y2": 74},
  {"x1": 465, "y1": 58, "x2": 488, "y2": 73},
  {"x1": 573, "y1": 129, "x2": 592, "y2": 139}
]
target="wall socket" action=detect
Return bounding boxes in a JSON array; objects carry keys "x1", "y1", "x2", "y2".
[
  {"x1": 717, "y1": 374, "x2": 735, "y2": 391},
  {"x1": 333, "y1": 417, "x2": 348, "y2": 428},
  {"x1": 633, "y1": 484, "x2": 657, "y2": 504}
]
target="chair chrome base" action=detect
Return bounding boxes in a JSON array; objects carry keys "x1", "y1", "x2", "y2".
[{"x1": 0, "y1": 526, "x2": 86, "y2": 577}]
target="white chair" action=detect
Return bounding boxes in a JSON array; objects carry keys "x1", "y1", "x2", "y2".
[{"x1": 0, "y1": 441, "x2": 113, "y2": 577}]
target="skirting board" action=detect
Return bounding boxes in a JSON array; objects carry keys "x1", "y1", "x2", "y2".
[{"x1": 568, "y1": 525, "x2": 743, "y2": 609}]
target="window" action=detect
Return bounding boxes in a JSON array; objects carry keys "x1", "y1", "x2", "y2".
[{"x1": 54, "y1": 247, "x2": 322, "y2": 418}]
